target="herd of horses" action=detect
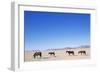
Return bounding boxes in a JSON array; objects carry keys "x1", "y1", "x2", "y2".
[{"x1": 33, "y1": 50, "x2": 86, "y2": 59}]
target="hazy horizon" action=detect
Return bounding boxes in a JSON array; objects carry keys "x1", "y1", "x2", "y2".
[
  {"x1": 25, "y1": 45, "x2": 90, "y2": 51},
  {"x1": 24, "y1": 11, "x2": 90, "y2": 51}
]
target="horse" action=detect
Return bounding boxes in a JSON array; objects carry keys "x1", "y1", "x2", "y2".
[
  {"x1": 33, "y1": 52, "x2": 42, "y2": 58},
  {"x1": 78, "y1": 50, "x2": 86, "y2": 55},
  {"x1": 66, "y1": 51, "x2": 74, "y2": 55},
  {"x1": 48, "y1": 52, "x2": 55, "y2": 57}
]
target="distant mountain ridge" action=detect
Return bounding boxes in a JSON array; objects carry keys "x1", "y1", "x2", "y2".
[
  {"x1": 46, "y1": 45, "x2": 90, "y2": 51},
  {"x1": 25, "y1": 45, "x2": 90, "y2": 51},
  {"x1": 77, "y1": 45, "x2": 90, "y2": 48}
]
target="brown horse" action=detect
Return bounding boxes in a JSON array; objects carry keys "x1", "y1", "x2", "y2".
[
  {"x1": 66, "y1": 51, "x2": 74, "y2": 55},
  {"x1": 78, "y1": 50, "x2": 86, "y2": 55},
  {"x1": 33, "y1": 52, "x2": 42, "y2": 58},
  {"x1": 48, "y1": 52, "x2": 55, "y2": 57}
]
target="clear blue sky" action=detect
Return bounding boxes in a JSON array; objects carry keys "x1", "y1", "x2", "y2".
[{"x1": 24, "y1": 11, "x2": 90, "y2": 51}]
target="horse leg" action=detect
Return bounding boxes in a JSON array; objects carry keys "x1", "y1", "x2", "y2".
[
  {"x1": 84, "y1": 52, "x2": 86, "y2": 55},
  {"x1": 69, "y1": 53, "x2": 70, "y2": 56},
  {"x1": 40, "y1": 54, "x2": 42, "y2": 58},
  {"x1": 34, "y1": 55, "x2": 36, "y2": 59},
  {"x1": 81, "y1": 52, "x2": 82, "y2": 55},
  {"x1": 73, "y1": 53, "x2": 74, "y2": 56},
  {"x1": 54, "y1": 53, "x2": 56, "y2": 57}
]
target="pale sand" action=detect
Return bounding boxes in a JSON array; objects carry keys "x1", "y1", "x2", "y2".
[{"x1": 24, "y1": 48, "x2": 90, "y2": 62}]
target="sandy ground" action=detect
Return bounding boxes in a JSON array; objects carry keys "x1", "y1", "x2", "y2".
[{"x1": 24, "y1": 48, "x2": 90, "y2": 62}]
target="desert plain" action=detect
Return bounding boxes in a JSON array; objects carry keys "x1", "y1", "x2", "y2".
[{"x1": 24, "y1": 47, "x2": 90, "y2": 62}]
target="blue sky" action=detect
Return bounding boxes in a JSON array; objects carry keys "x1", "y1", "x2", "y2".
[{"x1": 24, "y1": 11, "x2": 90, "y2": 51}]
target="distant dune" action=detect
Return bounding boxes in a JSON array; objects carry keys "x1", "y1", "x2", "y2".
[{"x1": 24, "y1": 47, "x2": 90, "y2": 62}]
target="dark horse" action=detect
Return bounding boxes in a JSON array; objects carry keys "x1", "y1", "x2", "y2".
[
  {"x1": 33, "y1": 52, "x2": 42, "y2": 58},
  {"x1": 48, "y1": 52, "x2": 55, "y2": 57},
  {"x1": 78, "y1": 50, "x2": 86, "y2": 55},
  {"x1": 66, "y1": 51, "x2": 74, "y2": 55}
]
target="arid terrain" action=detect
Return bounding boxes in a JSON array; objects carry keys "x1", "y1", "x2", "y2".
[{"x1": 24, "y1": 47, "x2": 90, "y2": 62}]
